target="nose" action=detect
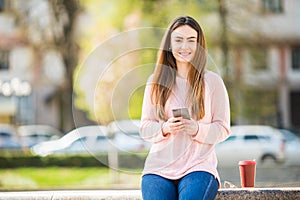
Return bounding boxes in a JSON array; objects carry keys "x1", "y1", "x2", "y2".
[{"x1": 181, "y1": 40, "x2": 188, "y2": 49}]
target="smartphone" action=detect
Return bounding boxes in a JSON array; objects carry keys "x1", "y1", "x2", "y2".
[{"x1": 172, "y1": 107, "x2": 191, "y2": 120}]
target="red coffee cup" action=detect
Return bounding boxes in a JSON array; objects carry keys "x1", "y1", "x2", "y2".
[{"x1": 238, "y1": 160, "x2": 256, "y2": 187}]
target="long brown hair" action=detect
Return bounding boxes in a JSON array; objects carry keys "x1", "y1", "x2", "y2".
[{"x1": 151, "y1": 16, "x2": 206, "y2": 120}]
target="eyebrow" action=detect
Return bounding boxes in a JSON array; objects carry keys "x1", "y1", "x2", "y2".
[{"x1": 174, "y1": 36, "x2": 197, "y2": 39}]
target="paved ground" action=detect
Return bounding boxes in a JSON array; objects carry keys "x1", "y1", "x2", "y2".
[{"x1": 218, "y1": 165, "x2": 300, "y2": 188}]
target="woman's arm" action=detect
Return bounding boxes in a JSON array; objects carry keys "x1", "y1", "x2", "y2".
[
  {"x1": 139, "y1": 77, "x2": 169, "y2": 143},
  {"x1": 192, "y1": 73, "x2": 231, "y2": 145}
]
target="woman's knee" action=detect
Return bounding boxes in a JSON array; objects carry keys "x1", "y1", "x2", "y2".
[
  {"x1": 141, "y1": 174, "x2": 177, "y2": 200},
  {"x1": 178, "y1": 171, "x2": 218, "y2": 200}
]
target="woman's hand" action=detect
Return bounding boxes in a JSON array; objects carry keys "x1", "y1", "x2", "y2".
[
  {"x1": 181, "y1": 119, "x2": 199, "y2": 136},
  {"x1": 162, "y1": 117, "x2": 183, "y2": 136},
  {"x1": 162, "y1": 117, "x2": 199, "y2": 137}
]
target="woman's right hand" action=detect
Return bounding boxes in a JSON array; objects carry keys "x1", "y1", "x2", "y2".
[{"x1": 162, "y1": 117, "x2": 183, "y2": 136}]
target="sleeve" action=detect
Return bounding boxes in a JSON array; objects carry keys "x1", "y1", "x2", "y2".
[
  {"x1": 139, "y1": 76, "x2": 169, "y2": 143},
  {"x1": 192, "y1": 73, "x2": 231, "y2": 145}
]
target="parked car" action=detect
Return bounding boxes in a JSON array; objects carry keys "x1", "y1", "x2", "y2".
[
  {"x1": 215, "y1": 125, "x2": 286, "y2": 167},
  {"x1": 0, "y1": 124, "x2": 22, "y2": 150},
  {"x1": 17, "y1": 125, "x2": 62, "y2": 148},
  {"x1": 279, "y1": 129, "x2": 300, "y2": 166},
  {"x1": 108, "y1": 120, "x2": 151, "y2": 152},
  {"x1": 31, "y1": 125, "x2": 110, "y2": 156}
]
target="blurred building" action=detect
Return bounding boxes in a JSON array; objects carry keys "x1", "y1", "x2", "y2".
[
  {"x1": 208, "y1": 0, "x2": 300, "y2": 130},
  {"x1": 0, "y1": 0, "x2": 63, "y2": 127}
]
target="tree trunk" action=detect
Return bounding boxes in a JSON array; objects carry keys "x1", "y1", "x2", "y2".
[{"x1": 51, "y1": 0, "x2": 81, "y2": 131}]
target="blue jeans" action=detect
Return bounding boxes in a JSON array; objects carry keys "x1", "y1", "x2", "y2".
[{"x1": 141, "y1": 171, "x2": 218, "y2": 200}]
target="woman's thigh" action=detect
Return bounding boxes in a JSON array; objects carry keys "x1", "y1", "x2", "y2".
[
  {"x1": 178, "y1": 171, "x2": 218, "y2": 200},
  {"x1": 141, "y1": 174, "x2": 177, "y2": 200}
]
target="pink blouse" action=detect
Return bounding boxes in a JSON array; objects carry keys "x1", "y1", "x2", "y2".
[{"x1": 140, "y1": 70, "x2": 231, "y2": 185}]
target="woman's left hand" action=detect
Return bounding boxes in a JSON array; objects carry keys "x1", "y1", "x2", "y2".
[{"x1": 181, "y1": 119, "x2": 199, "y2": 136}]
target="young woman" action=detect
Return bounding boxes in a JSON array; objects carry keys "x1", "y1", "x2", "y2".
[{"x1": 140, "y1": 16, "x2": 231, "y2": 200}]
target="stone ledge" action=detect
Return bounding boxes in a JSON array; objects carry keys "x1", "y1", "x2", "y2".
[
  {"x1": 0, "y1": 188, "x2": 299, "y2": 200},
  {"x1": 216, "y1": 188, "x2": 300, "y2": 200}
]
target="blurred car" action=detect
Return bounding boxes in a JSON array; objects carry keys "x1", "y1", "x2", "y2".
[
  {"x1": 108, "y1": 120, "x2": 151, "y2": 152},
  {"x1": 17, "y1": 125, "x2": 62, "y2": 148},
  {"x1": 0, "y1": 124, "x2": 22, "y2": 149},
  {"x1": 31, "y1": 125, "x2": 110, "y2": 156},
  {"x1": 279, "y1": 129, "x2": 300, "y2": 166},
  {"x1": 216, "y1": 125, "x2": 286, "y2": 167}
]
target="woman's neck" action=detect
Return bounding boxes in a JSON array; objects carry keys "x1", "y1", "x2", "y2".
[{"x1": 176, "y1": 62, "x2": 189, "y2": 79}]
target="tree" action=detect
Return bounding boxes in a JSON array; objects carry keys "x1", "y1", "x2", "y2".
[
  {"x1": 15, "y1": 0, "x2": 81, "y2": 131},
  {"x1": 49, "y1": 0, "x2": 81, "y2": 131}
]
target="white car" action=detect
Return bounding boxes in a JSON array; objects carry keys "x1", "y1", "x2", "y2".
[
  {"x1": 17, "y1": 125, "x2": 62, "y2": 148},
  {"x1": 31, "y1": 125, "x2": 111, "y2": 156},
  {"x1": 216, "y1": 125, "x2": 286, "y2": 167},
  {"x1": 0, "y1": 124, "x2": 22, "y2": 150},
  {"x1": 279, "y1": 129, "x2": 300, "y2": 166},
  {"x1": 108, "y1": 120, "x2": 151, "y2": 152}
]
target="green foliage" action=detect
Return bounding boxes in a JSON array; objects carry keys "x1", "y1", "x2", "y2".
[
  {"x1": 0, "y1": 154, "x2": 107, "y2": 168},
  {"x1": 128, "y1": 85, "x2": 146, "y2": 119},
  {"x1": 9, "y1": 167, "x2": 108, "y2": 188},
  {"x1": 242, "y1": 88, "x2": 278, "y2": 125},
  {"x1": 0, "y1": 152, "x2": 147, "y2": 169},
  {"x1": 0, "y1": 167, "x2": 141, "y2": 190}
]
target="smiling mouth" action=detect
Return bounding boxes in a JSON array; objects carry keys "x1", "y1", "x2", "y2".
[{"x1": 179, "y1": 52, "x2": 191, "y2": 56}]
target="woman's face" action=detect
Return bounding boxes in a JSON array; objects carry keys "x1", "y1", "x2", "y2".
[{"x1": 170, "y1": 25, "x2": 198, "y2": 64}]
